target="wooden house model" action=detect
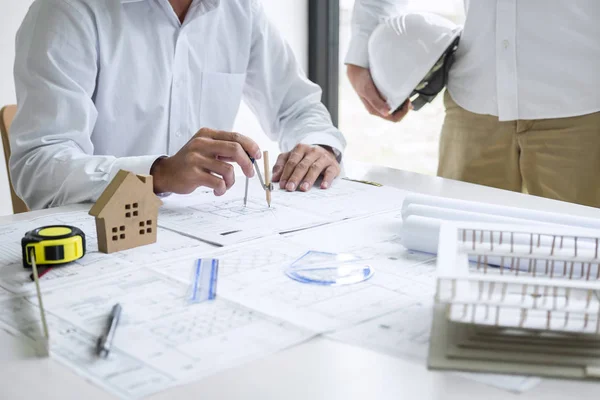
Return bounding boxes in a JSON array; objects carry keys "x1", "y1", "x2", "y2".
[{"x1": 89, "y1": 170, "x2": 163, "y2": 253}]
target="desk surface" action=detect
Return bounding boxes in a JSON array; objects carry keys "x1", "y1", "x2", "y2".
[{"x1": 1, "y1": 162, "x2": 599, "y2": 400}]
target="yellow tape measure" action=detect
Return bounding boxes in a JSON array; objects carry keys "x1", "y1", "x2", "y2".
[{"x1": 22, "y1": 225, "x2": 86, "y2": 268}]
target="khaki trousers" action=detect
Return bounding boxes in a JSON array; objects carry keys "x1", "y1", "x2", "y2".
[{"x1": 438, "y1": 91, "x2": 600, "y2": 208}]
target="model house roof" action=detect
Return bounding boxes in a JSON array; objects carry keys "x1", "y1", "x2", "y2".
[{"x1": 89, "y1": 170, "x2": 163, "y2": 218}]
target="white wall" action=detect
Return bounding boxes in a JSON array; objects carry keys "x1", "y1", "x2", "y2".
[{"x1": 0, "y1": 0, "x2": 308, "y2": 215}]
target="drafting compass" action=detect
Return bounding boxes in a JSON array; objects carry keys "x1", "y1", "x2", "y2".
[{"x1": 244, "y1": 151, "x2": 273, "y2": 208}]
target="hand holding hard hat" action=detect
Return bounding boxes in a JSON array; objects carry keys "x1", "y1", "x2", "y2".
[
  {"x1": 362, "y1": 12, "x2": 462, "y2": 118},
  {"x1": 347, "y1": 64, "x2": 412, "y2": 122}
]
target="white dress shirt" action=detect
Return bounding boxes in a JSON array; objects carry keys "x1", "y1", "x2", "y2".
[
  {"x1": 347, "y1": 0, "x2": 600, "y2": 122},
  {"x1": 11, "y1": 0, "x2": 346, "y2": 210}
]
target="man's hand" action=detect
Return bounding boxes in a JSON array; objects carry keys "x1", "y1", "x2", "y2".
[
  {"x1": 151, "y1": 128, "x2": 261, "y2": 196},
  {"x1": 272, "y1": 144, "x2": 340, "y2": 192},
  {"x1": 347, "y1": 64, "x2": 411, "y2": 123}
]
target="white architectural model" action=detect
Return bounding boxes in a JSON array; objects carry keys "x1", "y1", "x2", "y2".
[{"x1": 429, "y1": 222, "x2": 600, "y2": 380}]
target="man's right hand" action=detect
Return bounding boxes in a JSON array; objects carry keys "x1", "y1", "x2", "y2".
[
  {"x1": 151, "y1": 128, "x2": 261, "y2": 196},
  {"x1": 347, "y1": 64, "x2": 411, "y2": 123}
]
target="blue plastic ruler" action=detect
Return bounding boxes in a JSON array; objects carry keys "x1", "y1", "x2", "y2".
[{"x1": 189, "y1": 258, "x2": 219, "y2": 303}]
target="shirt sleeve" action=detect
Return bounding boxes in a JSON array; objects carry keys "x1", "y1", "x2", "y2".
[
  {"x1": 345, "y1": 0, "x2": 409, "y2": 68},
  {"x1": 242, "y1": 0, "x2": 346, "y2": 158},
  {"x1": 10, "y1": 1, "x2": 161, "y2": 210}
]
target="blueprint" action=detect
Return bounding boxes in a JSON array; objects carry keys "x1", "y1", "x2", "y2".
[
  {"x1": 155, "y1": 213, "x2": 541, "y2": 392},
  {"x1": 0, "y1": 189, "x2": 543, "y2": 398},
  {"x1": 156, "y1": 213, "x2": 436, "y2": 332},
  {"x1": 0, "y1": 269, "x2": 313, "y2": 400},
  {"x1": 328, "y1": 299, "x2": 542, "y2": 393},
  {"x1": 0, "y1": 284, "x2": 13, "y2": 299},
  {"x1": 158, "y1": 178, "x2": 409, "y2": 245},
  {"x1": 273, "y1": 178, "x2": 408, "y2": 220},
  {"x1": 159, "y1": 197, "x2": 327, "y2": 246},
  {"x1": 321, "y1": 217, "x2": 543, "y2": 393}
]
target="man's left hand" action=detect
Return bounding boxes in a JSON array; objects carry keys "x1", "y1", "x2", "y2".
[{"x1": 272, "y1": 144, "x2": 340, "y2": 191}]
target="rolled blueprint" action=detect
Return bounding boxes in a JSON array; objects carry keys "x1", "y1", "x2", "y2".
[
  {"x1": 402, "y1": 215, "x2": 599, "y2": 276},
  {"x1": 401, "y1": 194, "x2": 600, "y2": 231},
  {"x1": 402, "y1": 203, "x2": 569, "y2": 229},
  {"x1": 400, "y1": 194, "x2": 600, "y2": 275},
  {"x1": 401, "y1": 214, "x2": 549, "y2": 255},
  {"x1": 401, "y1": 208, "x2": 572, "y2": 256}
]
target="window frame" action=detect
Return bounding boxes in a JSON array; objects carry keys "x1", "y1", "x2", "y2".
[{"x1": 308, "y1": 0, "x2": 340, "y2": 127}]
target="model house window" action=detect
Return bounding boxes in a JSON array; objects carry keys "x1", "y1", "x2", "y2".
[
  {"x1": 125, "y1": 203, "x2": 140, "y2": 218},
  {"x1": 112, "y1": 226, "x2": 126, "y2": 241}
]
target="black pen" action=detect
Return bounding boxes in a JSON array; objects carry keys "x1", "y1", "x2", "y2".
[{"x1": 96, "y1": 303, "x2": 122, "y2": 358}]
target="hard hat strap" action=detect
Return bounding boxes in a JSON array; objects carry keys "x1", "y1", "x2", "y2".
[{"x1": 406, "y1": 36, "x2": 461, "y2": 112}]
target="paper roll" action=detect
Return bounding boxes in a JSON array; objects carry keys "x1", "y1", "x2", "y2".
[
  {"x1": 400, "y1": 193, "x2": 600, "y2": 274},
  {"x1": 402, "y1": 194, "x2": 600, "y2": 230},
  {"x1": 401, "y1": 214, "x2": 561, "y2": 256}
]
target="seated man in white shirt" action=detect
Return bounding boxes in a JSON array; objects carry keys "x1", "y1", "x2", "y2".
[
  {"x1": 10, "y1": 0, "x2": 346, "y2": 210},
  {"x1": 346, "y1": 0, "x2": 600, "y2": 208}
]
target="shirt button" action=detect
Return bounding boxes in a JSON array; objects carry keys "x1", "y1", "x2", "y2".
[
  {"x1": 502, "y1": 40, "x2": 510, "y2": 49},
  {"x1": 175, "y1": 131, "x2": 182, "y2": 138}
]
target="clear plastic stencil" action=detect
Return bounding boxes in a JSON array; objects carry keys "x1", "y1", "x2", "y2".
[{"x1": 285, "y1": 251, "x2": 374, "y2": 286}]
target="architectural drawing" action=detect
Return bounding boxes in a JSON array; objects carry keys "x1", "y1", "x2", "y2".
[
  {"x1": 327, "y1": 257, "x2": 542, "y2": 393},
  {"x1": 149, "y1": 303, "x2": 256, "y2": 346},
  {"x1": 177, "y1": 214, "x2": 440, "y2": 332},
  {"x1": 0, "y1": 270, "x2": 312, "y2": 400},
  {"x1": 158, "y1": 178, "x2": 409, "y2": 246},
  {"x1": 1, "y1": 178, "x2": 559, "y2": 399},
  {"x1": 273, "y1": 179, "x2": 408, "y2": 220},
  {"x1": 159, "y1": 197, "x2": 327, "y2": 246}
]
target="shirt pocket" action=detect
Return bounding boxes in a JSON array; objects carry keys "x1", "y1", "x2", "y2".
[{"x1": 199, "y1": 72, "x2": 247, "y2": 132}]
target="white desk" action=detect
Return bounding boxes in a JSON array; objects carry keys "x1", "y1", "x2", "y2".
[{"x1": 1, "y1": 162, "x2": 599, "y2": 400}]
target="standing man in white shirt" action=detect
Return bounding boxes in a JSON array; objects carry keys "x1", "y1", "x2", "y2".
[
  {"x1": 10, "y1": 0, "x2": 346, "y2": 210},
  {"x1": 346, "y1": 0, "x2": 600, "y2": 208}
]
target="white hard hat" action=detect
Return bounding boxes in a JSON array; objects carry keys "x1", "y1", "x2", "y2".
[{"x1": 368, "y1": 12, "x2": 462, "y2": 112}]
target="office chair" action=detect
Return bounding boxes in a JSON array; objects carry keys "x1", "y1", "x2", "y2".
[{"x1": 0, "y1": 105, "x2": 29, "y2": 214}]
